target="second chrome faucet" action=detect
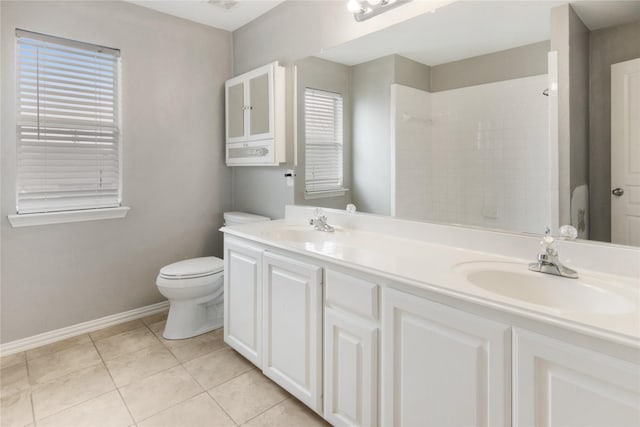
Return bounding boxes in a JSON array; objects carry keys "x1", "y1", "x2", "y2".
[
  {"x1": 309, "y1": 208, "x2": 335, "y2": 232},
  {"x1": 528, "y1": 225, "x2": 578, "y2": 278}
]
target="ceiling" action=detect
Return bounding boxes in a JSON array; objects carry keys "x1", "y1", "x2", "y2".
[
  {"x1": 126, "y1": 0, "x2": 640, "y2": 53},
  {"x1": 127, "y1": 0, "x2": 285, "y2": 32},
  {"x1": 316, "y1": 0, "x2": 640, "y2": 67}
]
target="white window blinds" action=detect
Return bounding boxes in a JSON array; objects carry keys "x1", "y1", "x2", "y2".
[
  {"x1": 16, "y1": 29, "x2": 121, "y2": 214},
  {"x1": 304, "y1": 88, "x2": 344, "y2": 193}
]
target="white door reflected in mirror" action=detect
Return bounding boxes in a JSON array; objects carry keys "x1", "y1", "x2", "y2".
[{"x1": 611, "y1": 57, "x2": 640, "y2": 246}]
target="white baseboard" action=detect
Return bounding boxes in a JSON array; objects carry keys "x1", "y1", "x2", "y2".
[{"x1": 0, "y1": 301, "x2": 169, "y2": 357}]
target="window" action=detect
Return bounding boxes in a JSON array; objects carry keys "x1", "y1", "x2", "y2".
[
  {"x1": 15, "y1": 29, "x2": 121, "y2": 215},
  {"x1": 304, "y1": 88, "x2": 344, "y2": 195}
]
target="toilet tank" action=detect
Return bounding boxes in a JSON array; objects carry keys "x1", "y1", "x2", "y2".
[{"x1": 223, "y1": 211, "x2": 270, "y2": 226}]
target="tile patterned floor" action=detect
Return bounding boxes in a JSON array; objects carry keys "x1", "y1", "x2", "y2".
[{"x1": 0, "y1": 311, "x2": 329, "y2": 427}]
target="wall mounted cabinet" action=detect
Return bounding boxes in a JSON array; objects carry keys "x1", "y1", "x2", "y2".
[{"x1": 225, "y1": 62, "x2": 285, "y2": 166}]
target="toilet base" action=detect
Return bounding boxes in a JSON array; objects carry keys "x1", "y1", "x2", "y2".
[{"x1": 162, "y1": 299, "x2": 223, "y2": 340}]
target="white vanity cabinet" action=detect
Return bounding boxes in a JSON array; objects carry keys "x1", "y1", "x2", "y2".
[
  {"x1": 223, "y1": 237, "x2": 264, "y2": 367},
  {"x1": 262, "y1": 252, "x2": 323, "y2": 413},
  {"x1": 324, "y1": 269, "x2": 379, "y2": 427},
  {"x1": 513, "y1": 329, "x2": 640, "y2": 426},
  {"x1": 223, "y1": 225, "x2": 639, "y2": 427},
  {"x1": 225, "y1": 62, "x2": 285, "y2": 166},
  {"x1": 381, "y1": 288, "x2": 511, "y2": 427}
]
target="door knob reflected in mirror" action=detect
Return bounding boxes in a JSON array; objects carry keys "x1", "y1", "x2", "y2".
[{"x1": 612, "y1": 188, "x2": 624, "y2": 197}]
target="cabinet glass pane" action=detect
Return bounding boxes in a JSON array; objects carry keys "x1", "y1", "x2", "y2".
[
  {"x1": 250, "y1": 73, "x2": 270, "y2": 136},
  {"x1": 228, "y1": 83, "x2": 245, "y2": 139}
]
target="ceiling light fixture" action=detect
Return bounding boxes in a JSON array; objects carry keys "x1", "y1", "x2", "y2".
[
  {"x1": 208, "y1": 0, "x2": 239, "y2": 10},
  {"x1": 347, "y1": 0, "x2": 413, "y2": 22}
]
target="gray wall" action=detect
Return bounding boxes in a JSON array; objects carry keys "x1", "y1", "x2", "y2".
[
  {"x1": 1, "y1": 1, "x2": 232, "y2": 343},
  {"x1": 551, "y1": 4, "x2": 575, "y2": 226},
  {"x1": 394, "y1": 55, "x2": 431, "y2": 92},
  {"x1": 350, "y1": 54, "x2": 432, "y2": 215},
  {"x1": 568, "y1": 7, "x2": 590, "y2": 203},
  {"x1": 352, "y1": 56, "x2": 396, "y2": 215},
  {"x1": 295, "y1": 57, "x2": 353, "y2": 210},
  {"x1": 431, "y1": 41, "x2": 550, "y2": 92},
  {"x1": 589, "y1": 20, "x2": 640, "y2": 242}
]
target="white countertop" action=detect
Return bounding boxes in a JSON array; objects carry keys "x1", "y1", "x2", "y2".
[{"x1": 221, "y1": 217, "x2": 640, "y2": 350}]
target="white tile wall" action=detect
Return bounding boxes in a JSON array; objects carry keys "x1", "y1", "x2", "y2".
[
  {"x1": 392, "y1": 75, "x2": 550, "y2": 234},
  {"x1": 391, "y1": 84, "x2": 433, "y2": 221}
]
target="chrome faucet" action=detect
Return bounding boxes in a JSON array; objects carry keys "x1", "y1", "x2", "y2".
[
  {"x1": 309, "y1": 208, "x2": 335, "y2": 232},
  {"x1": 528, "y1": 225, "x2": 578, "y2": 278}
]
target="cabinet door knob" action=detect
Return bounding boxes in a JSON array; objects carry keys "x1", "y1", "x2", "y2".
[{"x1": 612, "y1": 188, "x2": 624, "y2": 197}]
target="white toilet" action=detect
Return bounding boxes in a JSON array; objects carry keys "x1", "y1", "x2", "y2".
[{"x1": 156, "y1": 211, "x2": 269, "y2": 339}]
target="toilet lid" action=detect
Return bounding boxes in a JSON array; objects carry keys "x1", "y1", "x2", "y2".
[{"x1": 159, "y1": 257, "x2": 224, "y2": 279}]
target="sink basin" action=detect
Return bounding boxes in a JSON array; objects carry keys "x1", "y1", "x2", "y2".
[{"x1": 453, "y1": 261, "x2": 635, "y2": 315}]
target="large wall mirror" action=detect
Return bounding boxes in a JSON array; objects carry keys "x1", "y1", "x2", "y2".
[{"x1": 294, "y1": 0, "x2": 640, "y2": 247}]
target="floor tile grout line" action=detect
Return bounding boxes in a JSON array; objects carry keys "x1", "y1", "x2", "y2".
[
  {"x1": 88, "y1": 333, "x2": 137, "y2": 426},
  {"x1": 33, "y1": 389, "x2": 116, "y2": 425},
  {"x1": 179, "y1": 348, "x2": 254, "y2": 392},
  {"x1": 93, "y1": 324, "x2": 164, "y2": 362},
  {"x1": 130, "y1": 388, "x2": 206, "y2": 425},
  {"x1": 26, "y1": 343, "x2": 106, "y2": 388},
  {"x1": 29, "y1": 385, "x2": 37, "y2": 427},
  {"x1": 200, "y1": 364, "x2": 258, "y2": 393},
  {"x1": 102, "y1": 322, "x2": 217, "y2": 424},
  {"x1": 204, "y1": 372, "x2": 290, "y2": 427},
  {"x1": 91, "y1": 323, "x2": 199, "y2": 423},
  {"x1": 26, "y1": 335, "x2": 106, "y2": 424},
  {"x1": 242, "y1": 396, "x2": 294, "y2": 426},
  {"x1": 25, "y1": 352, "x2": 36, "y2": 427},
  {"x1": 0, "y1": 352, "x2": 26, "y2": 371},
  {"x1": 151, "y1": 327, "x2": 251, "y2": 425},
  {"x1": 0, "y1": 360, "x2": 29, "y2": 401},
  {"x1": 205, "y1": 389, "x2": 240, "y2": 427},
  {"x1": 115, "y1": 359, "x2": 180, "y2": 389}
]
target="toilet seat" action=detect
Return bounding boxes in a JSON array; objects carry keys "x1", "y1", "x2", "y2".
[{"x1": 159, "y1": 257, "x2": 223, "y2": 280}]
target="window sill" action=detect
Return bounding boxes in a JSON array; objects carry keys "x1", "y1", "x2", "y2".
[
  {"x1": 8, "y1": 206, "x2": 130, "y2": 228},
  {"x1": 304, "y1": 189, "x2": 349, "y2": 200}
]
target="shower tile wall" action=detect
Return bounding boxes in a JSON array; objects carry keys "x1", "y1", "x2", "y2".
[
  {"x1": 393, "y1": 74, "x2": 550, "y2": 234},
  {"x1": 392, "y1": 85, "x2": 432, "y2": 220}
]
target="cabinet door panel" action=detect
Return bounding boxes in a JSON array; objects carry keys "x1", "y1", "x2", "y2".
[
  {"x1": 263, "y1": 252, "x2": 322, "y2": 413},
  {"x1": 382, "y1": 288, "x2": 510, "y2": 427},
  {"x1": 224, "y1": 238, "x2": 263, "y2": 367},
  {"x1": 325, "y1": 308, "x2": 377, "y2": 427},
  {"x1": 226, "y1": 82, "x2": 245, "y2": 141},
  {"x1": 249, "y1": 72, "x2": 271, "y2": 138},
  {"x1": 514, "y1": 329, "x2": 640, "y2": 427}
]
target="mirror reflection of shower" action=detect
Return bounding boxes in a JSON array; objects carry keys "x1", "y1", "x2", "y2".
[{"x1": 391, "y1": 74, "x2": 551, "y2": 234}]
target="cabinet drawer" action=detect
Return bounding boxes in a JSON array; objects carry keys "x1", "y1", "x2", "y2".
[{"x1": 325, "y1": 269, "x2": 378, "y2": 321}]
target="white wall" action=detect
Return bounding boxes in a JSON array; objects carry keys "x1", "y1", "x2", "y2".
[
  {"x1": 1, "y1": 1, "x2": 232, "y2": 343},
  {"x1": 392, "y1": 75, "x2": 550, "y2": 234},
  {"x1": 391, "y1": 84, "x2": 432, "y2": 220}
]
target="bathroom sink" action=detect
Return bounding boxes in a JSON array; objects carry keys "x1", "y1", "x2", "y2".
[{"x1": 453, "y1": 261, "x2": 635, "y2": 315}]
